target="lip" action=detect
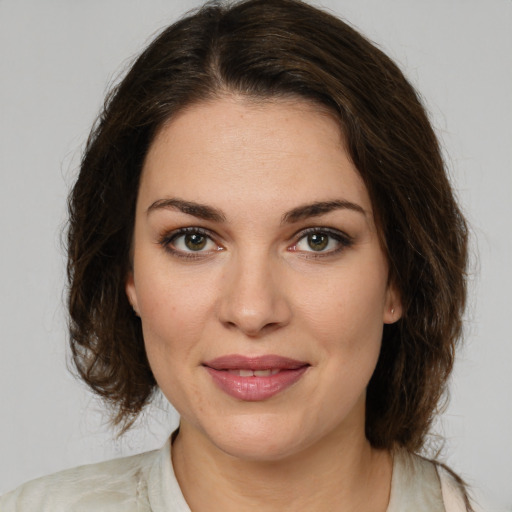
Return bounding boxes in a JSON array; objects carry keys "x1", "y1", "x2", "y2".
[{"x1": 203, "y1": 354, "x2": 310, "y2": 401}]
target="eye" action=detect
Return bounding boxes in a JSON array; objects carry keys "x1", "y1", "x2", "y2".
[
  {"x1": 290, "y1": 228, "x2": 353, "y2": 256},
  {"x1": 160, "y1": 228, "x2": 222, "y2": 257},
  {"x1": 174, "y1": 232, "x2": 212, "y2": 251},
  {"x1": 301, "y1": 233, "x2": 331, "y2": 252}
]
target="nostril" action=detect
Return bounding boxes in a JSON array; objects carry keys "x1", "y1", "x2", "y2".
[{"x1": 222, "y1": 318, "x2": 285, "y2": 338}]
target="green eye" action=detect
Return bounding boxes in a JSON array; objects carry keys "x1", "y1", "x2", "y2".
[
  {"x1": 307, "y1": 233, "x2": 329, "y2": 251},
  {"x1": 292, "y1": 228, "x2": 353, "y2": 256},
  {"x1": 164, "y1": 229, "x2": 219, "y2": 255},
  {"x1": 184, "y1": 233, "x2": 207, "y2": 251}
]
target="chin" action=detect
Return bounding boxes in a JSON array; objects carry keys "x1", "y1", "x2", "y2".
[
  {"x1": 198, "y1": 413, "x2": 320, "y2": 463},
  {"x1": 214, "y1": 435, "x2": 305, "y2": 463}
]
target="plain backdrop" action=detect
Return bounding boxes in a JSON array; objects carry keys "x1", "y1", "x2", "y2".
[{"x1": 1, "y1": 0, "x2": 510, "y2": 509}]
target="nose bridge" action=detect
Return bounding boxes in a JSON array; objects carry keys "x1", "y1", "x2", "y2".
[{"x1": 218, "y1": 245, "x2": 290, "y2": 336}]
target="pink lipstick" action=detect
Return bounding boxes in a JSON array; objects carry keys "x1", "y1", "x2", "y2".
[{"x1": 203, "y1": 355, "x2": 309, "y2": 401}]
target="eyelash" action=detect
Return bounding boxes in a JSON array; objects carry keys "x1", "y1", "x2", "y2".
[
  {"x1": 289, "y1": 227, "x2": 354, "y2": 258},
  {"x1": 158, "y1": 226, "x2": 353, "y2": 260},
  {"x1": 158, "y1": 227, "x2": 222, "y2": 260}
]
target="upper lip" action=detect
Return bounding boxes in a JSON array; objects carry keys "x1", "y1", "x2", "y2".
[{"x1": 203, "y1": 354, "x2": 309, "y2": 371}]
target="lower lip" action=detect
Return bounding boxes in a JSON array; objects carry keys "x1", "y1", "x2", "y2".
[{"x1": 204, "y1": 366, "x2": 309, "y2": 401}]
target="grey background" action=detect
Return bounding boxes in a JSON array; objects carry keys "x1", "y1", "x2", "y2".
[{"x1": 1, "y1": 1, "x2": 510, "y2": 509}]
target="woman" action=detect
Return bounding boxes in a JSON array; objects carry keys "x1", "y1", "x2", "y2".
[{"x1": 1, "y1": 0, "x2": 474, "y2": 510}]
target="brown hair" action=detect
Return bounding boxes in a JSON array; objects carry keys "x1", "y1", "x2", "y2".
[{"x1": 68, "y1": 0, "x2": 468, "y2": 452}]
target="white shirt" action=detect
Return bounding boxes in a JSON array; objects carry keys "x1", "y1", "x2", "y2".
[{"x1": 0, "y1": 439, "x2": 471, "y2": 511}]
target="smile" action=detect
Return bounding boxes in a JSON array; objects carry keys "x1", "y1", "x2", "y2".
[{"x1": 203, "y1": 355, "x2": 309, "y2": 401}]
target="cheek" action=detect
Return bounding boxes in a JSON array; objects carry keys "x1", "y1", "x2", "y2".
[
  {"x1": 136, "y1": 272, "x2": 208, "y2": 415},
  {"x1": 134, "y1": 263, "x2": 220, "y2": 390},
  {"x1": 294, "y1": 260, "x2": 389, "y2": 348},
  {"x1": 136, "y1": 261, "x2": 216, "y2": 334}
]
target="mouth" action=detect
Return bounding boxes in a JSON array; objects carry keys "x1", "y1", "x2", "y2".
[
  {"x1": 202, "y1": 354, "x2": 310, "y2": 401},
  {"x1": 226, "y1": 368, "x2": 281, "y2": 377}
]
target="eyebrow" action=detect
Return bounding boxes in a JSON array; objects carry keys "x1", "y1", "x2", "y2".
[
  {"x1": 146, "y1": 198, "x2": 366, "y2": 224},
  {"x1": 147, "y1": 198, "x2": 226, "y2": 222},
  {"x1": 281, "y1": 200, "x2": 367, "y2": 224}
]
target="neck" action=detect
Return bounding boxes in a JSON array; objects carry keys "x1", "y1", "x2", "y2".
[{"x1": 171, "y1": 423, "x2": 392, "y2": 512}]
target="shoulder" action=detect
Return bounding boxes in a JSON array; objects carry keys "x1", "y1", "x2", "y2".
[
  {"x1": 390, "y1": 450, "x2": 478, "y2": 512},
  {"x1": 0, "y1": 449, "x2": 159, "y2": 512},
  {"x1": 436, "y1": 462, "x2": 483, "y2": 512}
]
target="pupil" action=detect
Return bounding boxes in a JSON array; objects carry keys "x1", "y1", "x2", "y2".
[
  {"x1": 308, "y1": 233, "x2": 328, "y2": 251},
  {"x1": 185, "y1": 233, "x2": 206, "y2": 251}
]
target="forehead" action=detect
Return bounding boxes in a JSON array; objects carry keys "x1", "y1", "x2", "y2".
[{"x1": 139, "y1": 96, "x2": 372, "y2": 218}]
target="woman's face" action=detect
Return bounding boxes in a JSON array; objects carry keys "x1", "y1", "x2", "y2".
[{"x1": 126, "y1": 97, "x2": 400, "y2": 461}]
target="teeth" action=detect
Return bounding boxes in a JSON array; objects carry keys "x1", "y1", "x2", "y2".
[
  {"x1": 254, "y1": 369, "x2": 272, "y2": 377},
  {"x1": 226, "y1": 369, "x2": 281, "y2": 377}
]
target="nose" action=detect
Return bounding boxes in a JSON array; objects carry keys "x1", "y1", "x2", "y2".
[{"x1": 217, "y1": 250, "x2": 292, "y2": 337}]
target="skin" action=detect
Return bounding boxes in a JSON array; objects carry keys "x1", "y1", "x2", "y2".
[{"x1": 126, "y1": 96, "x2": 402, "y2": 511}]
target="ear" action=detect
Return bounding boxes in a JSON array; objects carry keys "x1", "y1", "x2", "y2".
[
  {"x1": 125, "y1": 271, "x2": 140, "y2": 316},
  {"x1": 383, "y1": 282, "x2": 402, "y2": 324}
]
